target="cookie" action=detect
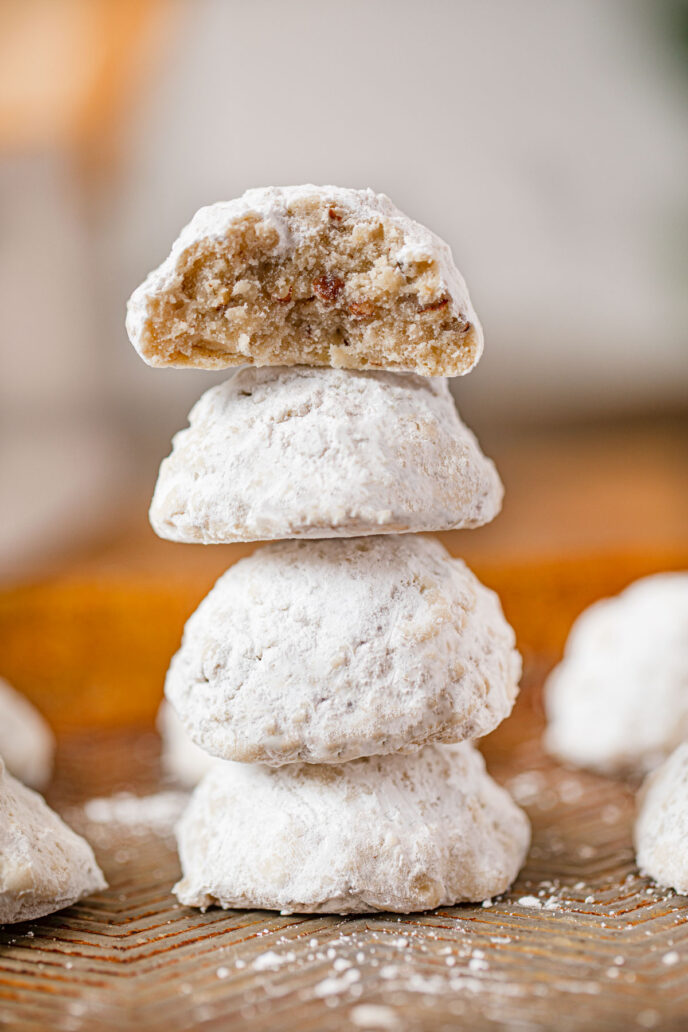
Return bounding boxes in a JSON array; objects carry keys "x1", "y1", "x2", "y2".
[
  {"x1": 126, "y1": 185, "x2": 482, "y2": 377},
  {"x1": 544, "y1": 573, "x2": 688, "y2": 774},
  {"x1": 158, "y1": 701, "x2": 217, "y2": 788},
  {"x1": 0, "y1": 677, "x2": 54, "y2": 789},
  {"x1": 635, "y1": 742, "x2": 688, "y2": 894},
  {"x1": 150, "y1": 367, "x2": 503, "y2": 544},
  {"x1": 0, "y1": 758, "x2": 106, "y2": 924},
  {"x1": 166, "y1": 535, "x2": 521, "y2": 766},
  {"x1": 174, "y1": 743, "x2": 530, "y2": 914}
]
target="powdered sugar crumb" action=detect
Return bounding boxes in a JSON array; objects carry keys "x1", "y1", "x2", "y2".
[
  {"x1": 252, "y1": 950, "x2": 294, "y2": 971},
  {"x1": 349, "y1": 1004, "x2": 402, "y2": 1029},
  {"x1": 77, "y1": 791, "x2": 188, "y2": 838}
]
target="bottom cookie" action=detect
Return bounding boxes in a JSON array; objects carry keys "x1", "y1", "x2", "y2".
[{"x1": 174, "y1": 743, "x2": 530, "y2": 914}]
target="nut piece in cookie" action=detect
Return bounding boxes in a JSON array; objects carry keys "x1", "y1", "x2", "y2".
[
  {"x1": 174, "y1": 743, "x2": 530, "y2": 914},
  {"x1": 149, "y1": 367, "x2": 503, "y2": 544},
  {"x1": 126, "y1": 185, "x2": 483, "y2": 377}
]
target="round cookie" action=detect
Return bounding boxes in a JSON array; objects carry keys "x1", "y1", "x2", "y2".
[
  {"x1": 635, "y1": 742, "x2": 688, "y2": 894},
  {"x1": 165, "y1": 535, "x2": 521, "y2": 766},
  {"x1": 544, "y1": 573, "x2": 688, "y2": 775},
  {"x1": 0, "y1": 757, "x2": 106, "y2": 923},
  {"x1": 158, "y1": 701, "x2": 218, "y2": 788},
  {"x1": 149, "y1": 367, "x2": 503, "y2": 544},
  {"x1": 126, "y1": 185, "x2": 482, "y2": 377},
  {"x1": 174, "y1": 743, "x2": 530, "y2": 914},
  {"x1": 0, "y1": 676, "x2": 54, "y2": 789}
]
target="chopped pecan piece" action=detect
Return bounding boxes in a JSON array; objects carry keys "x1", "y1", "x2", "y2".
[
  {"x1": 348, "y1": 300, "x2": 376, "y2": 318},
  {"x1": 419, "y1": 298, "x2": 449, "y2": 313},
  {"x1": 273, "y1": 288, "x2": 292, "y2": 304},
  {"x1": 312, "y1": 275, "x2": 345, "y2": 304},
  {"x1": 328, "y1": 206, "x2": 343, "y2": 221}
]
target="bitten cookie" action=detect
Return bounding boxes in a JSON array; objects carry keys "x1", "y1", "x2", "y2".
[
  {"x1": 166, "y1": 535, "x2": 521, "y2": 766},
  {"x1": 158, "y1": 701, "x2": 217, "y2": 788},
  {"x1": 150, "y1": 367, "x2": 503, "y2": 544},
  {"x1": 0, "y1": 677, "x2": 54, "y2": 789},
  {"x1": 0, "y1": 758, "x2": 106, "y2": 924},
  {"x1": 635, "y1": 743, "x2": 688, "y2": 894},
  {"x1": 544, "y1": 573, "x2": 688, "y2": 775},
  {"x1": 174, "y1": 743, "x2": 530, "y2": 914},
  {"x1": 126, "y1": 185, "x2": 482, "y2": 377}
]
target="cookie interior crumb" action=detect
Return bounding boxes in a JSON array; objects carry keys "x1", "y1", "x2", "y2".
[{"x1": 140, "y1": 194, "x2": 480, "y2": 376}]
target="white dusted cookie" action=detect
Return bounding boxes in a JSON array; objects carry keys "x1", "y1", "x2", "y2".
[
  {"x1": 0, "y1": 676, "x2": 54, "y2": 789},
  {"x1": 157, "y1": 701, "x2": 217, "y2": 788},
  {"x1": 0, "y1": 758, "x2": 106, "y2": 924},
  {"x1": 166, "y1": 535, "x2": 521, "y2": 766},
  {"x1": 150, "y1": 367, "x2": 503, "y2": 544},
  {"x1": 174, "y1": 743, "x2": 530, "y2": 914},
  {"x1": 635, "y1": 743, "x2": 688, "y2": 894},
  {"x1": 126, "y1": 185, "x2": 482, "y2": 377},
  {"x1": 545, "y1": 573, "x2": 688, "y2": 775}
]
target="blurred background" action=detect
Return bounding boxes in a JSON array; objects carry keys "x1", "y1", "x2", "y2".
[{"x1": 1, "y1": 0, "x2": 686, "y2": 582}]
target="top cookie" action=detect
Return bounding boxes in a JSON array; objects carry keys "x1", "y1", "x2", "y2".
[
  {"x1": 126, "y1": 185, "x2": 482, "y2": 377},
  {"x1": 544, "y1": 572, "x2": 688, "y2": 775}
]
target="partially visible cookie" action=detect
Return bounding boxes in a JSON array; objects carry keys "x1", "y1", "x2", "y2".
[
  {"x1": 174, "y1": 743, "x2": 530, "y2": 914},
  {"x1": 126, "y1": 185, "x2": 482, "y2": 377},
  {"x1": 544, "y1": 573, "x2": 688, "y2": 775},
  {"x1": 0, "y1": 758, "x2": 106, "y2": 924},
  {"x1": 150, "y1": 367, "x2": 503, "y2": 544},
  {"x1": 166, "y1": 535, "x2": 521, "y2": 766},
  {"x1": 158, "y1": 701, "x2": 217, "y2": 788},
  {"x1": 635, "y1": 742, "x2": 688, "y2": 894},
  {"x1": 0, "y1": 677, "x2": 54, "y2": 789}
]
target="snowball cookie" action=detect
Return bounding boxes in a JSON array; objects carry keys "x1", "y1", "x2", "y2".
[
  {"x1": 174, "y1": 743, "x2": 530, "y2": 914},
  {"x1": 635, "y1": 743, "x2": 688, "y2": 894},
  {"x1": 157, "y1": 701, "x2": 217, "y2": 787},
  {"x1": 0, "y1": 758, "x2": 106, "y2": 923},
  {"x1": 166, "y1": 535, "x2": 521, "y2": 766},
  {"x1": 545, "y1": 573, "x2": 688, "y2": 775},
  {"x1": 126, "y1": 185, "x2": 482, "y2": 377},
  {"x1": 0, "y1": 676, "x2": 54, "y2": 789},
  {"x1": 150, "y1": 367, "x2": 503, "y2": 544}
]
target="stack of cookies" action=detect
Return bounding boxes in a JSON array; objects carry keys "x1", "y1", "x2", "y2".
[{"x1": 127, "y1": 186, "x2": 530, "y2": 914}]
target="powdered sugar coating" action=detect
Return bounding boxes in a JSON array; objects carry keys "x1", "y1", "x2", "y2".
[
  {"x1": 165, "y1": 536, "x2": 521, "y2": 766},
  {"x1": 0, "y1": 758, "x2": 106, "y2": 923},
  {"x1": 157, "y1": 701, "x2": 218, "y2": 787},
  {"x1": 150, "y1": 367, "x2": 503, "y2": 544},
  {"x1": 0, "y1": 677, "x2": 54, "y2": 789},
  {"x1": 635, "y1": 742, "x2": 688, "y2": 894},
  {"x1": 545, "y1": 573, "x2": 688, "y2": 774},
  {"x1": 174, "y1": 743, "x2": 530, "y2": 914},
  {"x1": 126, "y1": 185, "x2": 483, "y2": 377}
]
